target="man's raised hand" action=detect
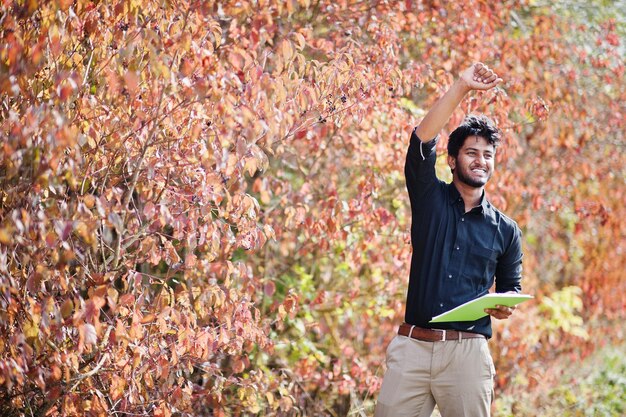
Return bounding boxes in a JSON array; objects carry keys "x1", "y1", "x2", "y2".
[
  {"x1": 414, "y1": 62, "x2": 502, "y2": 142},
  {"x1": 460, "y1": 62, "x2": 502, "y2": 91}
]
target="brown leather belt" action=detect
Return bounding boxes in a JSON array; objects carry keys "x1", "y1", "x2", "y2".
[{"x1": 398, "y1": 323, "x2": 485, "y2": 342}]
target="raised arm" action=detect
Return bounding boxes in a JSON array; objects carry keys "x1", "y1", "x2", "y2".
[{"x1": 414, "y1": 63, "x2": 502, "y2": 142}]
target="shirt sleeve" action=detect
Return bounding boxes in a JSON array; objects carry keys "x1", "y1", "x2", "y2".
[
  {"x1": 405, "y1": 128, "x2": 439, "y2": 202},
  {"x1": 495, "y1": 224, "x2": 523, "y2": 293}
]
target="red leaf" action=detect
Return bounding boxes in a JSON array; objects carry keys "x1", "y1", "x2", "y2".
[{"x1": 264, "y1": 281, "x2": 276, "y2": 297}]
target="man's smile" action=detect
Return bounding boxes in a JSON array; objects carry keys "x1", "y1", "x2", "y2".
[{"x1": 470, "y1": 166, "x2": 488, "y2": 174}]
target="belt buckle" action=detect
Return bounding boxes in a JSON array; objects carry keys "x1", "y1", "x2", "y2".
[{"x1": 435, "y1": 329, "x2": 446, "y2": 341}]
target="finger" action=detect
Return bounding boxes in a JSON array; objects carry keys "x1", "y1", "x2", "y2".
[
  {"x1": 483, "y1": 73, "x2": 498, "y2": 83},
  {"x1": 489, "y1": 306, "x2": 507, "y2": 317},
  {"x1": 474, "y1": 68, "x2": 488, "y2": 80},
  {"x1": 479, "y1": 78, "x2": 503, "y2": 89},
  {"x1": 473, "y1": 63, "x2": 486, "y2": 79},
  {"x1": 473, "y1": 62, "x2": 485, "y2": 73},
  {"x1": 478, "y1": 74, "x2": 498, "y2": 85},
  {"x1": 485, "y1": 309, "x2": 505, "y2": 319},
  {"x1": 478, "y1": 69, "x2": 495, "y2": 81}
]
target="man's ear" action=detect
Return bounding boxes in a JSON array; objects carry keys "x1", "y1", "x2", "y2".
[{"x1": 447, "y1": 155, "x2": 456, "y2": 171}]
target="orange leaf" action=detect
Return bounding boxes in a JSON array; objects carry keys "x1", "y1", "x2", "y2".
[
  {"x1": 109, "y1": 376, "x2": 126, "y2": 401},
  {"x1": 228, "y1": 51, "x2": 245, "y2": 71}
]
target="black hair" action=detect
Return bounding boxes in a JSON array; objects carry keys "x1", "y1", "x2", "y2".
[{"x1": 447, "y1": 114, "x2": 501, "y2": 157}]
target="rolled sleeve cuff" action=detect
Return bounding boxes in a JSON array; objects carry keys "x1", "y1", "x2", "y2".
[{"x1": 410, "y1": 128, "x2": 438, "y2": 161}]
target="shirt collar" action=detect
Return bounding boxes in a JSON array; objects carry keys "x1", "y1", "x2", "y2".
[{"x1": 448, "y1": 183, "x2": 491, "y2": 215}]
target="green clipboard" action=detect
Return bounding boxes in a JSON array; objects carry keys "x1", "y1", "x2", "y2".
[{"x1": 429, "y1": 293, "x2": 534, "y2": 323}]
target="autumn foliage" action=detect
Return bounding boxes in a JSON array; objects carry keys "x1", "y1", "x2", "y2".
[{"x1": 0, "y1": 0, "x2": 624, "y2": 416}]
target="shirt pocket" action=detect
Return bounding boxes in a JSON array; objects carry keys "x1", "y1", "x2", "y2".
[{"x1": 463, "y1": 245, "x2": 498, "y2": 290}]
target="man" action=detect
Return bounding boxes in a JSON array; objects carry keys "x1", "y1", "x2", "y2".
[{"x1": 374, "y1": 63, "x2": 523, "y2": 417}]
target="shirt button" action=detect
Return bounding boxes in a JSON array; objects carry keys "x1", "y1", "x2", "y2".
[
  {"x1": 461, "y1": 217, "x2": 465, "y2": 222},
  {"x1": 448, "y1": 274, "x2": 452, "y2": 279},
  {"x1": 456, "y1": 246, "x2": 460, "y2": 250},
  {"x1": 439, "y1": 303, "x2": 444, "y2": 307}
]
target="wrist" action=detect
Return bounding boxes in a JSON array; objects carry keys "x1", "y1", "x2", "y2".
[{"x1": 453, "y1": 77, "x2": 472, "y2": 95}]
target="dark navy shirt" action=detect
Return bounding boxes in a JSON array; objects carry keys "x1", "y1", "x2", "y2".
[{"x1": 404, "y1": 129, "x2": 523, "y2": 338}]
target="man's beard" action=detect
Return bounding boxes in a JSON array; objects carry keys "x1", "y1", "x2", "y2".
[{"x1": 456, "y1": 165, "x2": 491, "y2": 188}]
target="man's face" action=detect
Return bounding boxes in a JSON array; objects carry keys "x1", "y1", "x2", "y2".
[{"x1": 448, "y1": 135, "x2": 496, "y2": 188}]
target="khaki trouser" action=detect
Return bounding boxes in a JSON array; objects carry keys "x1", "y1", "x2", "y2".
[{"x1": 374, "y1": 335, "x2": 495, "y2": 417}]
